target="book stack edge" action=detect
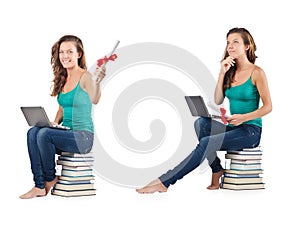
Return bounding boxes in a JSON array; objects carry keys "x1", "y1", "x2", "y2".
[
  {"x1": 221, "y1": 146, "x2": 265, "y2": 190},
  {"x1": 52, "y1": 152, "x2": 96, "y2": 197}
]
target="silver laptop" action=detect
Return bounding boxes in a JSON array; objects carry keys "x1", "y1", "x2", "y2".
[
  {"x1": 21, "y1": 106, "x2": 70, "y2": 130},
  {"x1": 184, "y1": 95, "x2": 222, "y2": 118}
]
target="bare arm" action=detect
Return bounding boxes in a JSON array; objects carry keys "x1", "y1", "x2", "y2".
[
  {"x1": 244, "y1": 67, "x2": 272, "y2": 120},
  {"x1": 81, "y1": 67, "x2": 106, "y2": 105},
  {"x1": 214, "y1": 56, "x2": 235, "y2": 105},
  {"x1": 53, "y1": 106, "x2": 63, "y2": 124},
  {"x1": 214, "y1": 72, "x2": 226, "y2": 105}
]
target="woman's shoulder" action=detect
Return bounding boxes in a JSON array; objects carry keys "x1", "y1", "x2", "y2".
[
  {"x1": 252, "y1": 65, "x2": 264, "y2": 74},
  {"x1": 252, "y1": 65, "x2": 267, "y2": 84},
  {"x1": 80, "y1": 71, "x2": 93, "y2": 83},
  {"x1": 81, "y1": 70, "x2": 92, "y2": 79},
  {"x1": 79, "y1": 70, "x2": 93, "y2": 90}
]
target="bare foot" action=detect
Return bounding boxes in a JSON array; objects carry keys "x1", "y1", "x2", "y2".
[
  {"x1": 207, "y1": 169, "x2": 224, "y2": 190},
  {"x1": 45, "y1": 176, "x2": 58, "y2": 195},
  {"x1": 19, "y1": 187, "x2": 46, "y2": 199},
  {"x1": 136, "y1": 179, "x2": 168, "y2": 194}
]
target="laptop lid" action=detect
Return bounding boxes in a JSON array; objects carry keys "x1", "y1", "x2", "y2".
[
  {"x1": 20, "y1": 106, "x2": 52, "y2": 127},
  {"x1": 184, "y1": 96, "x2": 211, "y2": 117}
]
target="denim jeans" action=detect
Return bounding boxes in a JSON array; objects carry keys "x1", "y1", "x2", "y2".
[
  {"x1": 27, "y1": 127, "x2": 94, "y2": 189},
  {"x1": 159, "y1": 117, "x2": 262, "y2": 188}
]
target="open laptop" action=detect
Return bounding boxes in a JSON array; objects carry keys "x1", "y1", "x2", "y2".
[
  {"x1": 21, "y1": 106, "x2": 70, "y2": 130},
  {"x1": 184, "y1": 95, "x2": 223, "y2": 119}
]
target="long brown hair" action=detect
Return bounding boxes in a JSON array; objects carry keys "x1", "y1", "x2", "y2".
[
  {"x1": 222, "y1": 28, "x2": 257, "y2": 92},
  {"x1": 50, "y1": 35, "x2": 87, "y2": 96}
]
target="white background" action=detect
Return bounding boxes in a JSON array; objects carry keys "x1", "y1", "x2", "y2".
[{"x1": 1, "y1": 0, "x2": 299, "y2": 227}]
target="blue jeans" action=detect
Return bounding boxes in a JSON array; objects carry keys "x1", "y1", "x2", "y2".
[
  {"x1": 159, "y1": 117, "x2": 262, "y2": 188},
  {"x1": 27, "y1": 127, "x2": 94, "y2": 189}
]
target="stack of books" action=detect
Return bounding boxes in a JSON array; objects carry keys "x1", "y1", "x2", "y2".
[
  {"x1": 221, "y1": 147, "x2": 265, "y2": 190},
  {"x1": 51, "y1": 152, "x2": 96, "y2": 197}
]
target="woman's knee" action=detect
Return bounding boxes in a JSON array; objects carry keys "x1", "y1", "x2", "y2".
[
  {"x1": 27, "y1": 127, "x2": 41, "y2": 141},
  {"x1": 194, "y1": 117, "x2": 211, "y2": 132},
  {"x1": 199, "y1": 136, "x2": 210, "y2": 148},
  {"x1": 36, "y1": 127, "x2": 51, "y2": 143},
  {"x1": 194, "y1": 118, "x2": 201, "y2": 132}
]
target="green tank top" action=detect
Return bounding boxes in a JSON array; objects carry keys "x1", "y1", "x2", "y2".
[
  {"x1": 225, "y1": 76, "x2": 262, "y2": 128},
  {"x1": 57, "y1": 82, "x2": 94, "y2": 133}
]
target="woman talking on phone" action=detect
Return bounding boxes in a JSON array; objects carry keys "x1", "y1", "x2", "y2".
[
  {"x1": 20, "y1": 35, "x2": 106, "y2": 199},
  {"x1": 136, "y1": 27, "x2": 272, "y2": 193}
]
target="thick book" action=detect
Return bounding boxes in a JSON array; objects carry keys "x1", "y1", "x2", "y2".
[
  {"x1": 57, "y1": 159, "x2": 93, "y2": 167},
  {"x1": 57, "y1": 179, "x2": 92, "y2": 185},
  {"x1": 223, "y1": 176, "x2": 263, "y2": 184},
  {"x1": 224, "y1": 173, "x2": 260, "y2": 178},
  {"x1": 60, "y1": 165, "x2": 92, "y2": 171},
  {"x1": 58, "y1": 175, "x2": 95, "y2": 182},
  {"x1": 227, "y1": 151, "x2": 262, "y2": 155},
  {"x1": 221, "y1": 182, "x2": 265, "y2": 190},
  {"x1": 242, "y1": 146, "x2": 261, "y2": 152},
  {"x1": 61, "y1": 151, "x2": 94, "y2": 158},
  {"x1": 231, "y1": 159, "x2": 261, "y2": 164},
  {"x1": 227, "y1": 147, "x2": 262, "y2": 155},
  {"x1": 225, "y1": 153, "x2": 262, "y2": 160},
  {"x1": 54, "y1": 182, "x2": 95, "y2": 191},
  {"x1": 58, "y1": 156, "x2": 94, "y2": 162},
  {"x1": 224, "y1": 169, "x2": 263, "y2": 175},
  {"x1": 230, "y1": 163, "x2": 262, "y2": 170},
  {"x1": 51, "y1": 188, "x2": 96, "y2": 197},
  {"x1": 61, "y1": 168, "x2": 93, "y2": 177}
]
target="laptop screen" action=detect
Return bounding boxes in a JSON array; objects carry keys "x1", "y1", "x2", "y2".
[{"x1": 184, "y1": 96, "x2": 210, "y2": 117}]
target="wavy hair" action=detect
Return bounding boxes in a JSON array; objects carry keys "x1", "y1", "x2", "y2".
[
  {"x1": 222, "y1": 27, "x2": 257, "y2": 92},
  {"x1": 50, "y1": 35, "x2": 87, "y2": 96}
]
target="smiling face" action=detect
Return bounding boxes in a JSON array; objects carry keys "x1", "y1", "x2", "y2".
[
  {"x1": 226, "y1": 33, "x2": 249, "y2": 59},
  {"x1": 59, "y1": 41, "x2": 81, "y2": 69}
]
